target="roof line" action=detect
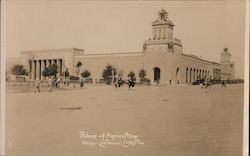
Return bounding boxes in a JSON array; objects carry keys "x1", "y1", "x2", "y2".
[
  {"x1": 84, "y1": 51, "x2": 145, "y2": 56},
  {"x1": 182, "y1": 53, "x2": 219, "y2": 64}
]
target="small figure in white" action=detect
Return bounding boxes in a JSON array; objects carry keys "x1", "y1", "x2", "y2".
[
  {"x1": 34, "y1": 79, "x2": 41, "y2": 92},
  {"x1": 48, "y1": 76, "x2": 53, "y2": 92}
]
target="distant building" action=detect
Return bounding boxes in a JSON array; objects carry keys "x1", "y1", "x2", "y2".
[{"x1": 8, "y1": 9, "x2": 235, "y2": 83}]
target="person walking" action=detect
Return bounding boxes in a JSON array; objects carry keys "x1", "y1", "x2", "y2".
[
  {"x1": 48, "y1": 76, "x2": 53, "y2": 92},
  {"x1": 80, "y1": 77, "x2": 84, "y2": 88},
  {"x1": 34, "y1": 79, "x2": 41, "y2": 92},
  {"x1": 221, "y1": 80, "x2": 226, "y2": 88}
]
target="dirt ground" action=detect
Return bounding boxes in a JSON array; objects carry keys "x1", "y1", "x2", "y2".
[{"x1": 6, "y1": 83, "x2": 244, "y2": 156}]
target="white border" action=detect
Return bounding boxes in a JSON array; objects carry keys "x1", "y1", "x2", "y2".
[
  {"x1": 1, "y1": 0, "x2": 6, "y2": 156},
  {"x1": 0, "y1": 1, "x2": 249, "y2": 156},
  {"x1": 243, "y1": 1, "x2": 249, "y2": 156}
]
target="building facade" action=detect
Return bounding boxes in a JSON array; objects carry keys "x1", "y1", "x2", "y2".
[{"x1": 18, "y1": 9, "x2": 235, "y2": 84}]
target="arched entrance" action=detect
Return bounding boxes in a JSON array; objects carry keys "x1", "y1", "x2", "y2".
[
  {"x1": 190, "y1": 68, "x2": 192, "y2": 83},
  {"x1": 176, "y1": 67, "x2": 180, "y2": 84},
  {"x1": 186, "y1": 67, "x2": 189, "y2": 83},
  {"x1": 153, "y1": 67, "x2": 161, "y2": 83}
]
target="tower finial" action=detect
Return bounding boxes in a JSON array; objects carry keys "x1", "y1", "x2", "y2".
[{"x1": 158, "y1": 8, "x2": 168, "y2": 21}]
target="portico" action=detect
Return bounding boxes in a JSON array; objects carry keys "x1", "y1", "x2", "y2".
[{"x1": 28, "y1": 59, "x2": 63, "y2": 80}]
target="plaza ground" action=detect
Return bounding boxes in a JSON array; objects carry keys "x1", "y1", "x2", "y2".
[{"x1": 6, "y1": 84, "x2": 244, "y2": 156}]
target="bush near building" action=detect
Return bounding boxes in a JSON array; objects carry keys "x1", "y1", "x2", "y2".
[
  {"x1": 81, "y1": 70, "x2": 91, "y2": 78},
  {"x1": 139, "y1": 69, "x2": 147, "y2": 84},
  {"x1": 128, "y1": 71, "x2": 136, "y2": 81},
  {"x1": 42, "y1": 64, "x2": 58, "y2": 77},
  {"x1": 102, "y1": 64, "x2": 117, "y2": 84},
  {"x1": 11, "y1": 64, "x2": 29, "y2": 80},
  {"x1": 69, "y1": 75, "x2": 80, "y2": 81}
]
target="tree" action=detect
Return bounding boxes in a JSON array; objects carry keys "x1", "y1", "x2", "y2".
[
  {"x1": 42, "y1": 64, "x2": 58, "y2": 77},
  {"x1": 128, "y1": 71, "x2": 135, "y2": 81},
  {"x1": 81, "y1": 69, "x2": 91, "y2": 78},
  {"x1": 75, "y1": 61, "x2": 82, "y2": 76},
  {"x1": 102, "y1": 64, "x2": 117, "y2": 84},
  {"x1": 11, "y1": 64, "x2": 28, "y2": 79},
  {"x1": 139, "y1": 69, "x2": 146, "y2": 82}
]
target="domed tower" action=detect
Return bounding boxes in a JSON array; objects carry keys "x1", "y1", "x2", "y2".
[
  {"x1": 151, "y1": 8, "x2": 174, "y2": 40},
  {"x1": 220, "y1": 48, "x2": 232, "y2": 66},
  {"x1": 143, "y1": 9, "x2": 182, "y2": 84},
  {"x1": 144, "y1": 8, "x2": 181, "y2": 54}
]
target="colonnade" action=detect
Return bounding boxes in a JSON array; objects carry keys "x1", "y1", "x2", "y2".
[
  {"x1": 28, "y1": 59, "x2": 63, "y2": 80},
  {"x1": 153, "y1": 27, "x2": 167, "y2": 39},
  {"x1": 186, "y1": 67, "x2": 210, "y2": 84}
]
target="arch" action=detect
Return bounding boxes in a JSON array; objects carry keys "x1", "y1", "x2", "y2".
[
  {"x1": 153, "y1": 67, "x2": 161, "y2": 83},
  {"x1": 196, "y1": 69, "x2": 199, "y2": 80},
  {"x1": 193, "y1": 69, "x2": 196, "y2": 81},
  {"x1": 190, "y1": 68, "x2": 192, "y2": 83},
  {"x1": 176, "y1": 67, "x2": 180, "y2": 84},
  {"x1": 186, "y1": 67, "x2": 189, "y2": 83}
]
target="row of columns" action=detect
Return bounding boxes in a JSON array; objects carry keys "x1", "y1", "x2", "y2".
[
  {"x1": 29, "y1": 59, "x2": 63, "y2": 80},
  {"x1": 153, "y1": 27, "x2": 167, "y2": 39},
  {"x1": 186, "y1": 68, "x2": 210, "y2": 83}
]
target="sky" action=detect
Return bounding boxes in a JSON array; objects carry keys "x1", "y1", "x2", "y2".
[{"x1": 5, "y1": 0, "x2": 246, "y2": 78}]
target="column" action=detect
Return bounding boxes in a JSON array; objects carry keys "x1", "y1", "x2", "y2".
[
  {"x1": 158, "y1": 27, "x2": 161, "y2": 39},
  {"x1": 29, "y1": 60, "x2": 32, "y2": 79},
  {"x1": 153, "y1": 28, "x2": 156, "y2": 39},
  {"x1": 39, "y1": 60, "x2": 42, "y2": 79},
  {"x1": 36, "y1": 60, "x2": 40, "y2": 80},
  {"x1": 161, "y1": 27, "x2": 164, "y2": 39},
  {"x1": 41, "y1": 60, "x2": 45, "y2": 79},
  {"x1": 189, "y1": 69, "x2": 192, "y2": 83},
  {"x1": 150, "y1": 68, "x2": 154, "y2": 85},
  {"x1": 163, "y1": 27, "x2": 166, "y2": 39},
  {"x1": 156, "y1": 28, "x2": 159, "y2": 39},
  {"x1": 48, "y1": 60, "x2": 51, "y2": 66},
  {"x1": 34, "y1": 60, "x2": 37, "y2": 80},
  {"x1": 57, "y1": 59, "x2": 60, "y2": 74},
  {"x1": 62, "y1": 59, "x2": 66, "y2": 73},
  {"x1": 31, "y1": 60, "x2": 35, "y2": 80},
  {"x1": 59, "y1": 59, "x2": 62, "y2": 74},
  {"x1": 193, "y1": 70, "x2": 195, "y2": 81}
]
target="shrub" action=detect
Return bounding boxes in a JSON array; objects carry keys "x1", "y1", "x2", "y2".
[
  {"x1": 128, "y1": 71, "x2": 136, "y2": 81},
  {"x1": 69, "y1": 75, "x2": 79, "y2": 81},
  {"x1": 42, "y1": 63, "x2": 58, "y2": 77},
  {"x1": 81, "y1": 70, "x2": 91, "y2": 78},
  {"x1": 102, "y1": 64, "x2": 117, "y2": 84},
  {"x1": 11, "y1": 64, "x2": 29, "y2": 79}
]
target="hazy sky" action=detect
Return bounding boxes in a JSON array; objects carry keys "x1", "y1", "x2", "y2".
[{"x1": 5, "y1": 0, "x2": 246, "y2": 78}]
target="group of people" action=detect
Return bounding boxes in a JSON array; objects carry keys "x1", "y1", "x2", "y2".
[
  {"x1": 200, "y1": 79, "x2": 212, "y2": 89},
  {"x1": 34, "y1": 75, "x2": 71, "y2": 93},
  {"x1": 114, "y1": 76, "x2": 136, "y2": 89},
  {"x1": 200, "y1": 79, "x2": 227, "y2": 89}
]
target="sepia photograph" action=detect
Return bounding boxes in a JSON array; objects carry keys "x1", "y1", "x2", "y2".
[{"x1": 1, "y1": 0, "x2": 249, "y2": 156}]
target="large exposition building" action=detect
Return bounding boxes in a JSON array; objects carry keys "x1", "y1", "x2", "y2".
[{"x1": 15, "y1": 9, "x2": 235, "y2": 84}]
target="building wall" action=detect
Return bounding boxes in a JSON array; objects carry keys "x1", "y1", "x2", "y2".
[
  {"x1": 74, "y1": 53, "x2": 145, "y2": 82},
  {"x1": 12, "y1": 9, "x2": 235, "y2": 83}
]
